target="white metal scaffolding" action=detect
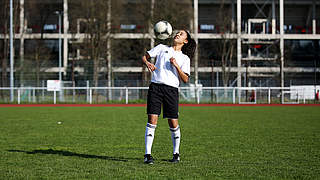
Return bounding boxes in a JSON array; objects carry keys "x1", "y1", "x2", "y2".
[{"x1": 2, "y1": 0, "x2": 320, "y2": 93}]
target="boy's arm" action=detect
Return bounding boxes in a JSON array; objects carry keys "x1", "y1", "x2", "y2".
[
  {"x1": 142, "y1": 53, "x2": 157, "y2": 72},
  {"x1": 170, "y1": 57, "x2": 189, "y2": 83}
]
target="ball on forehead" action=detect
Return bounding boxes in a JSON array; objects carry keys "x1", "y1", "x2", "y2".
[{"x1": 154, "y1": 21, "x2": 173, "y2": 40}]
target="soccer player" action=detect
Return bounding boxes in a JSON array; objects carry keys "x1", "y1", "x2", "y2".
[{"x1": 142, "y1": 30, "x2": 196, "y2": 164}]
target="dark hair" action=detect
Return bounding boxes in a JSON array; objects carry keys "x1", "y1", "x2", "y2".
[{"x1": 181, "y1": 30, "x2": 197, "y2": 60}]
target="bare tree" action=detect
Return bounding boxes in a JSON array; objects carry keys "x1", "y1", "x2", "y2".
[
  {"x1": 23, "y1": 0, "x2": 58, "y2": 87},
  {"x1": 69, "y1": 0, "x2": 123, "y2": 97},
  {"x1": 0, "y1": 0, "x2": 19, "y2": 88},
  {"x1": 0, "y1": 0, "x2": 19, "y2": 102},
  {"x1": 23, "y1": 40, "x2": 53, "y2": 87},
  {"x1": 0, "y1": 0, "x2": 9, "y2": 89},
  {"x1": 215, "y1": 0, "x2": 236, "y2": 89},
  {"x1": 126, "y1": 0, "x2": 152, "y2": 87}
]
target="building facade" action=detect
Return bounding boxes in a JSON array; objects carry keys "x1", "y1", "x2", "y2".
[{"x1": 0, "y1": 0, "x2": 319, "y2": 88}]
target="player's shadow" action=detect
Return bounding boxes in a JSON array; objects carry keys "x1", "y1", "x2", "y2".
[{"x1": 8, "y1": 149, "x2": 140, "y2": 162}]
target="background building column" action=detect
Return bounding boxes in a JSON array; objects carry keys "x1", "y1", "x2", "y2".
[
  {"x1": 312, "y1": 0, "x2": 316, "y2": 35},
  {"x1": 237, "y1": 0, "x2": 242, "y2": 88},
  {"x1": 19, "y1": 0, "x2": 25, "y2": 86},
  {"x1": 63, "y1": 0, "x2": 69, "y2": 77},
  {"x1": 194, "y1": 0, "x2": 199, "y2": 85},
  {"x1": 272, "y1": 0, "x2": 276, "y2": 35},
  {"x1": 280, "y1": 0, "x2": 284, "y2": 88},
  {"x1": 107, "y1": 0, "x2": 112, "y2": 100}
]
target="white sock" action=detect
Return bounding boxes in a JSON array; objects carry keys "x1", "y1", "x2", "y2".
[
  {"x1": 170, "y1": 125, "x2": 181, "y2": 154},
  {"x1": 145, "y1": 123, "x2": 156, "y2": 155}
]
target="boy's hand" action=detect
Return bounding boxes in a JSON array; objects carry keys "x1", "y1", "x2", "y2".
[
  {"x1": 145, "y1": 61, "x2": 157, "y2": 72},
  {"x1": 170, "y1": 57, "x2": 178, "y2": 68}
]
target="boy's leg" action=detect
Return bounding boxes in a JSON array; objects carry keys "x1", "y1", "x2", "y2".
[
  {"x1": 144, "y1": 115, "x2": 158, "y2": 164},
  {"x1": 168, "y1": 119, "x2": 181, "y2": 163},
  {"x1": 145, "y1": 115, "x2": 158, "y2": 155},
  {"x1": 162, "y1": 85, "x2": 180, "y2": 162},
  {"x1": 145, "y1": 83, "x2": 162, "y2": 164}
]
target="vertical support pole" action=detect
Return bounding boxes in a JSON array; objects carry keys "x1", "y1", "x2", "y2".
[
  {"x1": 314, "y1": 86, "x2": 317, "y2": 103},
  {"x1": 18, "y1": 89, "x2": 20, "y2": 104},
  {"x1": 296, "y1": 89, "x2": 299, "y2": 104},
  {"x1": 196, "y1": 86, "x2": 200, "y2": 104},
  {"x1": 268, "y1": 88, "x2": 271, "y2": 104},
  {"x1": 63, "y1": 0, "x2": 69, "y2": 70},
  {"x1": 86, "y1": 80, "x2": 89, "y2": 103},
  {"x1": 125, "y1": 87, "x2": 128, "y2": 104},
  {"x1": 20, "y1": 0, "x2": 25, "y2": 87},
  {"x1": 62, "y1": 0, "x2": 68, "y2": 104},
  {"x1": 10, "y1": 0, "x2": 14, "y2": 102},
  {"x1": 233, "y1": 88, "x2": 236, "y2": 104},
  {"x1": 303, "y1": 88, "x2": 306, "y2": 104},
  {"x1": 146, "y1": 0, "x2": 155, "y2": 85},
  {"x1": 107, "y1": 0, "x2": 112, "y2": 101},
  {"x1": 216, "y1": 72, "x2": 219, "y2": 87},
  {"x1": 42, "y1": 81, "x2": 45, "y2": 101},
  {"x1": 56, "y1": 12, "x2": 64, "y2": 102},
  {"x1": 231, "y1": 0, "x2": 235, "y2": 33},
  {"x1": 280, "y1": 0, "x2": 285, "y2": 95},
  {"x1": 254, "y1": 90, "x2": 257, "y2": 104},
  {"x1": 237, "y1": 0, "x2": 242, "y2": 89},
  {"x1": 272, "y1": 0, "x2": 276, "y2": 34},
  {"x1": 89, "y1": 88, "x2": 92, "y2": 104},
  {"x1": 248, "y1": 20, "x2": 251, "y2": 35},
  {"x1": 54, "y1": 91, "x2": 56, "y2": 104},
  {"x1": 194, "y1": 0, "x2": 199, "y2": 85},
  {"x1": 247, "y1": 18, "x2": 251, "y2": 62},
  {"x1": 58, "y1": 14, "x2": 62, "y2": 83},
  {"x1": 150, "y1": 0, "x2": 155, "y2": 49},
  {"x1": 312, "y1": 0, "x2": 316, "y2": 34}
]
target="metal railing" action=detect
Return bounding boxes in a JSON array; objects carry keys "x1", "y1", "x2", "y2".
[{"x1": 0, "y1": 86, "x2": 319, "y2": 104}]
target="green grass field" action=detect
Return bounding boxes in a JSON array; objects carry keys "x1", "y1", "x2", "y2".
[{"x1": 0, "y1": 106, "x2": 319, "y2": 179}]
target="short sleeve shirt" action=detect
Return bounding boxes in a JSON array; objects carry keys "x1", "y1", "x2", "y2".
[{"x1": 147, "y1": 44, "x2": 190, "y2": 88}]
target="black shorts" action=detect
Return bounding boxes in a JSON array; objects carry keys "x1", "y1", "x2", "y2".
[{"x1": 147, "y1": 82, "x2": 179, "y2": 119}]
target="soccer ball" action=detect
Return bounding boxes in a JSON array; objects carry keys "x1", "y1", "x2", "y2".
[{"x1": 154, "y1": 21, "x2": 173, "y2": 40}]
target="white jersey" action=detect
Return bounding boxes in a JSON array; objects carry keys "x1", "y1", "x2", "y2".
[{"x1": 147, "y1": 44, "x2": 190, "y2": 88}]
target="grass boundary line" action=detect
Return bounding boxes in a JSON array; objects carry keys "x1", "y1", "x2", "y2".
[{"x1": 0, "y1": 104, "x2": 320, "y2": 107}]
